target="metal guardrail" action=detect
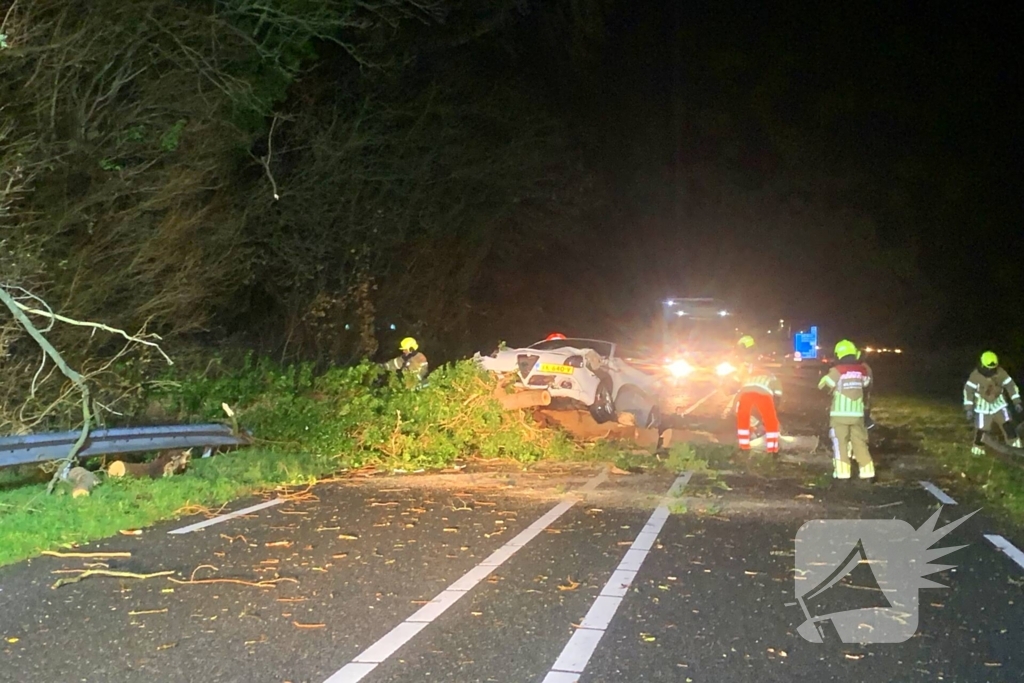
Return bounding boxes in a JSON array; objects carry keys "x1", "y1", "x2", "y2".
[{"x1": 0, "y1": 424, "x2": 251, "y2": 469}]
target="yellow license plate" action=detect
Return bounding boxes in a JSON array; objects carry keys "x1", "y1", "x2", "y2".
[{"x1": 539, "y1": 363, "x2": 574, "y2": 375}]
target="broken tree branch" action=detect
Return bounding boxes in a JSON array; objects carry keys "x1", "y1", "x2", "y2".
[
  {"x1": 5, "y1": 293, "x2": 173, "y2": 365},
  {"x1": 259, "y1": 113, "x2": 280, "y2": 200},
  {"x1": 0, "y1": 284, "x2": 93, "y2": 493}
]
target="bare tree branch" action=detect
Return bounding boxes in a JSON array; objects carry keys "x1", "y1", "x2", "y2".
[
  {"x1": 0, "y1": 284, "x2": 92, "y2": 493},
  {"x1": 3, "y1": 291, "x2": 174, "y2": 365}
]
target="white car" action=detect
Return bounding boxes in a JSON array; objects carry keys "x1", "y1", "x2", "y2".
[{"x1": 474, "y1": 338, "x2": 663, "y2": 426}]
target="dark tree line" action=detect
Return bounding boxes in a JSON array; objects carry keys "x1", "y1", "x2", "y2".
[
  {"x1": 1, "y1": 0, "x2": 604, "y2": 372},
  {"x1": 3, "y1": 0, "x2": 999, "y2": 413}
]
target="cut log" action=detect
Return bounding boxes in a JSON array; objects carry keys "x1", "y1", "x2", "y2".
[
  {"x1": 108, "y1": 450, "x2": 191, "y2": 479},
  {"x1": 66, "y1": 467, "x2": 100, "y2": 497},
  {"x1": 534, "y1": 409, "x2": 663, "y2": 452},
  {"x1": 494, "y1": 389, "x2": 551, "y2": 410}
]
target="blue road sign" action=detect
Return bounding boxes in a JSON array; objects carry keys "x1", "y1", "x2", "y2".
[{"x1": 794, "y1": 326, "x2": 818, "y2": 360}]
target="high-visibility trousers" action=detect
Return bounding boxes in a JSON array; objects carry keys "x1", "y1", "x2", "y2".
[
  {"x1": 829, "y1": 416, "x2": 873, "y2": 479},
  {"x1": 973, "y1": 406, "x2": 1019, "y2": 446},
  {"x1": 737, "y1": 391, "x2": 780, "y2": 453}
]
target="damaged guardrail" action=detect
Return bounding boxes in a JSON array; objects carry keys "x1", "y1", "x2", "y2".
[{"x1": 0, "y1": 424, "x2": 251, "y2": 469}]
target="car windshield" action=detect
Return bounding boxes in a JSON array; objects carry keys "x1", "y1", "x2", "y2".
[{"x1": 529, "y1": 338, "x2": 614, "y2": 357}]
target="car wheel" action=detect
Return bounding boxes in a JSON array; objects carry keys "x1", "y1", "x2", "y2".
[{"x1": 590, "y1": 375, "x2": 616, "y2": 424}]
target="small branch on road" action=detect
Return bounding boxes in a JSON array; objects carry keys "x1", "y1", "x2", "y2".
[
  {"x1": 42, "y1": 550, "x2": 131, "y2": 559},
  {"x1": 168, "y1": 576, "x2": 298, "y2": 589},
  {"x1": 51, "y1": 569, "x2": 174, "y2": 589},
  {"x1": 167, "y1": 564, "x2": 298, "y2": 589}
]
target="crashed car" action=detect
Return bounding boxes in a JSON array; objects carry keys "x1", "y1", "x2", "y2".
[{"x1": 474, "y1": 338, "x2": 662, "y2": 426}]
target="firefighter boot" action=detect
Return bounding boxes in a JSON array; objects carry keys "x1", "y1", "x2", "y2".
[
  {"x1": 971, "y1": 445, "x2": 985, "y2": 456},
  {"x1": 858, "y1": 461, "x2": 875, "y2": 480},
  {"x1": 833, "y1": 459, "x2": 851, "y2": 480}
]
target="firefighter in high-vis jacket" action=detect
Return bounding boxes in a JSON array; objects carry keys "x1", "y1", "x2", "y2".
[
  {"x1": 735, "y1": 364, "x2": 783, "y2": 453},
  {"x1": 818, "y1": 340, "x2": 875, "y2": 480},
  {"x1": 733, "y1": 336, "x2": 783, "y2": 453},
  {"x1": 963, "y1": 351, "x2": 1022, "y2": 455},
  {"x1": 381, "y1": 337, "x2": 429, "y2": 388}
]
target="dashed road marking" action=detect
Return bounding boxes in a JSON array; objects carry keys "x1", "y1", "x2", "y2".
[
  {"x1": 167, "y1": 498, "x2": 284, "y2": 535},
  {"x1": 985, "y1": 534, "x2": 1024, "y2": 571},
  {"x1": 541, "y1": 473, "x2": 692, "y2": 682},
  {"x1": 322, "y1": 469, "x2": 608, "y2": 683},
  {"x1": 919, "y1": 481, "x2": 957, "y2": 505}
]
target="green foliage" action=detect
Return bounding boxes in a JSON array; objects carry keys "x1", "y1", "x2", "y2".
[
  {"x1": 156, "y1": 359, "x2": 574, "y2": 469},
  {"x1": 667, "y1": 500, "x2": 688, "y2": 515},
  {"x1": 663, "y1": 443, "x2": 711, "y2": 474},
  {"x1": 159, "y1": 120, "x2": 188, "y2": 152}
]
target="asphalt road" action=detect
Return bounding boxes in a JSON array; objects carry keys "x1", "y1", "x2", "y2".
[{"x1": 2, "y1": 371, "x2": 1022, "y2": 683}]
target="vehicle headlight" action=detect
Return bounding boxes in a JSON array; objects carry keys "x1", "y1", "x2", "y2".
[
  {"x1": 667, "y1": 359, "x2": 694, "y2": 377},
  {"x1": 716, "y1": 361, "x2": 736, "y2": 376}
]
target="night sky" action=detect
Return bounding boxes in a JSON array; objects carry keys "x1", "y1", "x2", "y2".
[{"x1": 508, "y1": 1, "x2": 1022, "y2": 353}]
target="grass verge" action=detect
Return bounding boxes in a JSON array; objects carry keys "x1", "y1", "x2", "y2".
[
  {"x1": 873, "y1": 395, "x2": 1024, "y2": 524},
  {"x1": 0, "y1": 448, "x2": 330, "y2": 567}
]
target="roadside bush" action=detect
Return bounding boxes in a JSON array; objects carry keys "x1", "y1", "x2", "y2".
[{"x1": 154, "y1": 358, "x2": 576, "y2": 469}]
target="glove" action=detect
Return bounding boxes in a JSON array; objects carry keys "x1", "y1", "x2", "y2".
[
  {"x1": 965, "y1": 407, "x2": 975, "y2": 422},
  {"x1": 864, "y1": 414, "x2": 875, "y2": 430}
]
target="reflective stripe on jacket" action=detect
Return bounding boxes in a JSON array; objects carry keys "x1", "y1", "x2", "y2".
[
  {"x1": 964, "y1": 367, "x2": 1017, "y2": 414},
  {"x1": 742, "y1": 374, "x2": 782, "y2": 397},
  {"x1": 819, "y1": 363, "x2": 871, "y2": 417}
]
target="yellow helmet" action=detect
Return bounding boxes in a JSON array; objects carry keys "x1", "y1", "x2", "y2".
[
  {"x1": 399, "y1": 337, "x2": 418, "y2": 353},
  {"x1": 738, "y1": 335, "x2": 755, "y2": 349},
  {"x1": 834, "y1": 339, "x2": 860, "y2": 359},
  {"x1": 981, "y1": 351, "x2": 998, "y2": 369}
]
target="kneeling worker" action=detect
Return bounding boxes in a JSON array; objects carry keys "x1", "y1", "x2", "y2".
[
  {"x1": 964, "y1": 351, "x2": 1021, "y2": 455},
  {"x1": 818, "y1": 340, "x2": 875, "y2": 480},
  {"x1": 735, "y1": 367, "x2": 783, "y2": 453},
  {"x1": 381, "y1": 337, "x2": 429, "y2": 388}
]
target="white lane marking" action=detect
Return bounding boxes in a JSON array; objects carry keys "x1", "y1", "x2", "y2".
[
  {"x1": 167, "y1": 498, "x2": 284, "y2": 535},
  {"x1": 985, "y1": 534, "x2": 1024, "y2": 571},
  {"x1": 542, "y1": 473, "x2": 691, "y2": 681},
  {"x1": 541, "y1": 673, "x2": 579, "y2": 683},
  {"x1": 679, "y1": 388, "x2": 719, "y2": 417},
  {"x1": 919, "y1": 481, "x2": 957, "y2": 505},
  {"x1": 323, "y1": 470, "x2": 606, "y2": 683}
]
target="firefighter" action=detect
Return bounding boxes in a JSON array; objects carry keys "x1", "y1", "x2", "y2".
[
  {"x1": 963, "y1": 351, "x2": 1021, "y2": 455},
  {"x1": 735, "y1": 356, "x2": 783, "y2": 454},
  {"x1": 819, "y1": 340, "x2": 875, "y2": 480},
  {"x1": 381, "y1": 337, "x2": 429, "y2": 388}
]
